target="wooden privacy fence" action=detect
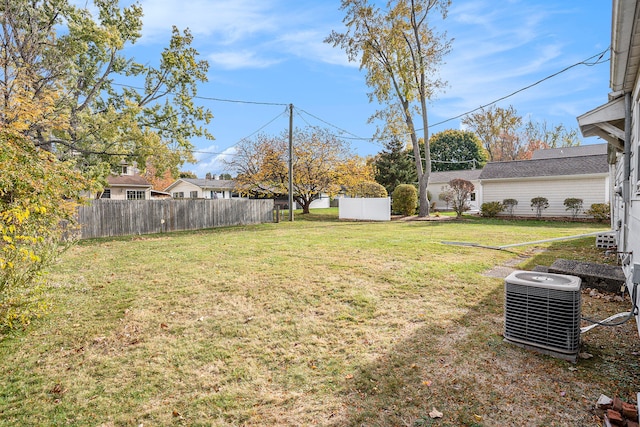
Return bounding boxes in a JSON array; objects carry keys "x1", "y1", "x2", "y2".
[{"x1": 76, "y1": 199, "x2": 274, "y2": 239}]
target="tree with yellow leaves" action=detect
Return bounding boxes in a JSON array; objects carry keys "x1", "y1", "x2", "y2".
[
  {"x1": 229, "y1": 127, "x2": 371, "y2": 214},
  {"x1": 0, "y1": 130, "x2": 89, "y2": 331},
  {"x1": 326, "y1": 0, "x2": 452, "y2": 217},
  {"x1": 1, "y1": 0, "x2": 212, "y2": 182}
]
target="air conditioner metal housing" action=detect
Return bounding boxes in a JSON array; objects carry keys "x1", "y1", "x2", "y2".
[{"x1": 504, "y1": 270, "x2": 582, "y2": 362}]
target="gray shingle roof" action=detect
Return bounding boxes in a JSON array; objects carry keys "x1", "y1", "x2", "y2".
[
  {"x1": 531, "y1": 143, "x2": 607, "y2": 159},
  {"x1": 181, "y1": 178, "x2": 237, "y2": 190},
  {"x1": 106, "y1": 174, "x2": 152, "y2": 187},
  {"x1": 429, "y1": 169, "x2": 482, "y2": 184},
  {"x1": 479, "y1": 154, "x2": 608, "y2": 180}
]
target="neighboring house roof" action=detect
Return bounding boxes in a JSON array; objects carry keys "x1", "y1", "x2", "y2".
[
  {"x1": 106, "y1": 174, "x2": 152, "y2": 188},
  {"x1": 151, "y1": 190, "x2": 171, "y2": 198},
  {"x1": 429, "y1": 169, "x2": 482, "y2": 184},
  {"x1": 531, "y1": 143, "x2": 608, "y2": 159},
  {"x1": 164, "y1": 178, "x2": 237, "y2": 192},
  {"x1": 479, "y1": 154, "x2": 609, "y2": 180}
]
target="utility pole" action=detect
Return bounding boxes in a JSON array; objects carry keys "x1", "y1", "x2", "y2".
[{"x1": 288, "y1": 104, "x2": 294, "y2": 221}]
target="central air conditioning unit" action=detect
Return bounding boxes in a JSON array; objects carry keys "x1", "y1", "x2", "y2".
[{"x1": 504, "y1": 270, "x2": 582, "y2": 362}]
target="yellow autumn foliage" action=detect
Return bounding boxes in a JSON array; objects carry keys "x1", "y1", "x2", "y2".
[{"x1": 0, "y1": 131, "x2": 90, "y2": 331}]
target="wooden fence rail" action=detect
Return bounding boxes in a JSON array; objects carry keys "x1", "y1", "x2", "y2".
[{"x1": 76, "y1": 199, "x2": 274, "y2": 239}]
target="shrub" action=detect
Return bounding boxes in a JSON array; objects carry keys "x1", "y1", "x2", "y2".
[
  {"x1": 439, "y1": 186, "x2": 453, "y2": 209},
  {"x1": 530, "y1": 197, "x2": 549, "y2": 219},
  {"x1": 587, "y1": 203, "x2": 610, "y2": 222},
  {"x1": 449, "y1": 179, "x2": 474, "y2": 218},
  {"x1": 502, "y1": 198, "x2": 518, "y2": 217},
  {"x1": 563, "y1": 198, "x2": 583, "y2": 220},
  {"x1": 0, "y1": 131, "x2": 89, "y2": 331},
  {"x1": 481, "y1": 201, "x2": 504, "y2": 217},
  {"x1": 351, "y1": 181, "x2": 388, "y2": 198},
  {"x1": 392, "y1": 184, "x2": 418, "y2": 216}
]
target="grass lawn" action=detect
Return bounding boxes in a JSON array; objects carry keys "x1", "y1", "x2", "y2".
[{"x1": 1, "y1": 210, "x2": 638, "y2": 426}]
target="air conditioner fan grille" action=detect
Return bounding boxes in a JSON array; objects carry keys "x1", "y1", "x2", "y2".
[{"x1": 504, "y1": 282, "x2": 581, "y2": 354}]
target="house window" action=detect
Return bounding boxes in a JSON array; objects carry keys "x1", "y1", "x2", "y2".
[
  {"x1": 190, "y1": 191, "x2": 198, "y2": 199},
  {"x1": 173, "y1": 192, "x2": 184, "y2": 199},
  {"x1": 126, "y1": 190, "x2": 145, "y2": 200},
  {"x1": 122, "y1": 165, "x2": 129, "y2": 175},
  {"x1": 100, "y1": 189, "x2": 111, "y2": 199},
  {"x1": 470, "y1": 193, "x2": 476, "y2": 202}
]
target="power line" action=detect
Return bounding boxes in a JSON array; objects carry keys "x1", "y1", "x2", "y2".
[
  {"x1": 97, "y1": 47, "x2": 610, "y2": 160},
  {"x1": 192, "y1": 94, "x2": 288, "y2": 107},
  {"x1": 111, "y1": 82, "x2": 288, "y2": 107},
  {"x1": 305, "y1": 47, "x2": 610, "y2": 141},
  {"x1": 193, "y1": 107, "x2": 290, "y2": 161},
  {"x1": 425, "y1": 47, "x2": 610, "y2": 129},
  {"x1": 296, "y1": 107, "x2": 363, "y2": 139},
  {"x1": 293, "y1": 107, "x2": 384, "y2": 147}
]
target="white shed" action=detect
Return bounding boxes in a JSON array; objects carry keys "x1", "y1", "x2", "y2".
[
  {"x1": 427, "y1": 169, "x2": 482, "y2": 213},
  {"x1": 479, "y1": 154, "x2": 610, "y2": 218}
]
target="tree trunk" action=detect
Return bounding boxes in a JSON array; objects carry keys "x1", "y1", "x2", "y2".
[
  {"x1": 418, "y1": 173, "x2": 429, "y2": 217},
  {"x1": 296, "y1": 196, "x2": 311, "y2": 214}
]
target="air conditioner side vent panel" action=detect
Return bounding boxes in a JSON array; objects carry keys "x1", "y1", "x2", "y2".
[{"x1": 504, "y1": 272, "x2": 582, "y2": 360}]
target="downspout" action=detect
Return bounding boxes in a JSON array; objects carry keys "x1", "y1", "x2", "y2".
[
  {"x1": 623, "y1": 92, "x2": 632, "y2": 258},
  {"x1": 624, "y1": 92, "x2": 632, "y2": 203}
]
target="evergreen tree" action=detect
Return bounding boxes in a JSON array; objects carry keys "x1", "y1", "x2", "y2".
[{"x1": 373, "y1": 138, "x2": 417, "y2": 195}]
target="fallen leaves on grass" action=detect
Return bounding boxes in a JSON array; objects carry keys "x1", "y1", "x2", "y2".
[
  {"x1": 429, "y1": 408, "x2": 443, "y2": 418},
  {"x1": 50, "y1": 384, "x2": 65, "y2": 395}
]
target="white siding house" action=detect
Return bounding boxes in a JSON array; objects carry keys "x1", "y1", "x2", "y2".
[
  {"x1": 101, "y1": 173, "x2": 152, "y2": 200},
  {"x1": 165, "y1": 178, "x2": 241, "y2": 199},
  {"x1": 479, "y1": 154, "x2": 610, "y2": 218},
  {"x1": 577, "y1": 0, "x2": 640, "y2": 335},
  {"x1": 427, "y1": 169, "x2": 482, "y2": 212}
]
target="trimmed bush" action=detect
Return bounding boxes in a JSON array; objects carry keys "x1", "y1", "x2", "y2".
[
  {"x1": 502, "y1": 198, "x2": 518, "y2": 217},
  {"x1": 587, "y1": 203, "x2": 610, "y2": 222},
  {"x1": 563, "y1": 198, "x2": 583, "y2": 220},
  {"x1": 530, "y1": 197, "x2": 549, "y2": 219},
  {"x1": 392, "y1": 184, "x2": 418, "y2": 216},
  {"x1": 449, "y1": 178, "x2": 474, "y2": 218},
  {"x1": 481, "y1": 201, "x2": 504, "y2": 218},
  {"x1": 438, "y1": 186, "x2": 453, "y2": 209},
  {"x1": 352, "y1": 181, "x2": 388, "y2": 198}
]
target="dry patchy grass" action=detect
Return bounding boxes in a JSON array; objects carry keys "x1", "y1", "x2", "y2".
[{"x1": 0, "y1": 214, "x2": 637, "y2": 426}]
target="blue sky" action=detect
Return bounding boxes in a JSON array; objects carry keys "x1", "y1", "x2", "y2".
[{"x1": 119, "y1": 0, "x2": 612, "y2": 177}]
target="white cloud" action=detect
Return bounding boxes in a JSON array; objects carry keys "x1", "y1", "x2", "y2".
[
  {"x1": 277, "y1": 30, "x2": 356, "y2": 67},
  {"x1": 135, "y1": 0, "x2": 351, "y2": 70},
  {"x1": 430, "y1": 1, "x2": 590, "y2": 123},
  {"x1": 208, "y1": 50, "x2": 281, "y2": 70},
  {"x1": 138, "y1": 0, "x2": 279, "y2": 43},
  {"x1": 192, "y1": 145, "x2": 237, "y2": 177}
]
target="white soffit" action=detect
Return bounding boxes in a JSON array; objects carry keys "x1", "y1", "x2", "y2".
[
  {"x1": 577, "y1": 96, "x2": 625, "y2": 144},
  {"x1": 611, "y1": 0, "x2": 640, "y2": 92}
]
